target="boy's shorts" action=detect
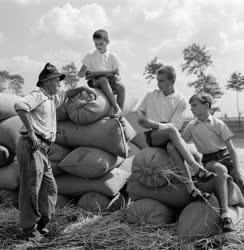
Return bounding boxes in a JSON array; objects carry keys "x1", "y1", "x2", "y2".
[
  {"x1": 144, "y1": 130, "x2": 153, "y2": 147},
  {"x1": 202, "y1": 148, "x2": 234, "y2": 173},
  {"x1": 87, "y1": 76, "x2": 118, "y2": 93}
]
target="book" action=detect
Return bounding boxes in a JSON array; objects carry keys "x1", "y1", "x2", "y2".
[{"x1": 124, "y1": 111, "x2": 152, "y2": 134}]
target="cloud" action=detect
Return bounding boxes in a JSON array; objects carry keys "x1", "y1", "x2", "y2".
[
  {"x1": 38, "y1": 2, "x2": 109, "y2": 40},
  {"x1": 12, "y1": 0, "x2": 40, "y2": 4}
]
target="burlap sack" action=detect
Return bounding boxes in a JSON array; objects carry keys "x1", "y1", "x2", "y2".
[
  {"x1": 0, "y1": 116, "x2": 22, "y2": 154},
  {"x1": 177, "y1": 195, "x2": 242, "y2": 239},
  {"x1": 0, "y1": 145, "x2": 14, "y2": 167},
  {"x1": 132, "y1": 147, "x2": 177, "y2": 188},
  {"x1": 0, "y1": 161, "x2": 19, "y2": 190},
  {"x1": 0, "y1": 189, "x2": 19, "y2": 208},
  {"x1": 49, "y1": 143, "x2": 71, "y2": 162},
  {"x1": 56, "y1": 117, "x2": 129, "y2": 158},
  {"x1": 50, "y1": 161, "x2": 65, "y2": 176},
  {"x1": 59, "y1": 147, "x2": 123, "y2": 178},
  {"x1": 126, "y1": 198, "x2": 177, "y2": 225},
  {"x1": 0, "y1": 93, "x2": 22, "y2": 121},
  {"x1": 56, "y1": 101, "x2": 68, "y2": 121},
  {"x1": 65, "y1": 89, "x2": 112, "y2": 125},
  {"x1": 55, "y1": 168, "x2": 130, "y2": 197}
]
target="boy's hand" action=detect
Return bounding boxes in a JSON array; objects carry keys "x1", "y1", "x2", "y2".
[{"x1": 231, "y1": 169, "x2": 244, "y2": 189}]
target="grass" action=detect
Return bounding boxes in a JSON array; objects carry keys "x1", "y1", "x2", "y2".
[{"x1": 1, "y1": 203, "x2": 244, "y2": 250}]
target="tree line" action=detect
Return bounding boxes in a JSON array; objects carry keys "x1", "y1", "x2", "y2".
[{"x1": 1, "y1": 43, "x2": 243, "y2": 125}]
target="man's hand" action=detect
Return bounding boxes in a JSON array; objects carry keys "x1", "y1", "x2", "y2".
[
  {"x1": 231, "y1": 169, "x2": 244, "y2": 187},
  {"x1": 29, "y1": 131, "x2": 41, "y2": 151}
]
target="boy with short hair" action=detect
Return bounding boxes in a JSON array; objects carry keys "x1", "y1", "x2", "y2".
[
  {"x1": 137, "y1": 65, "x2": 216, "y2": 201},
  {"x1": 182, "y1": 92, "x2": 244, "y2": 232},
  {"x1": 78, "y1": 29, "x2": 125, "y2": 117}
]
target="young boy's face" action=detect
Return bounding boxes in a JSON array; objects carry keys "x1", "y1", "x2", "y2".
[
  {"x1": 94, "y1": 38, "x2": 108, "y2": 53},
  {"x1": 190, "y1": 99, "x2": 209, "y2": 118},
  {"x1": 156, "y1": 73, "x2": 173, "y2": 91}
]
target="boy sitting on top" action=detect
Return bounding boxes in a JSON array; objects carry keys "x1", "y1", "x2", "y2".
[
  {"x1": 182, "y1": 92, "x2": 244, "y2": 231},
  {"x1": 78, "y1": 29, "x2": 125, "y2": 117}
]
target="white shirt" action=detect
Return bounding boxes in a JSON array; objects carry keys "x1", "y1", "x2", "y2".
[
  {"x1": 82, "y1": 50, "x2": 120, "y2": 71},
  {"x1": 182, "y1": 115, "x2": 233, "y2": 154},
  {"x1": 14, "y1": 88, "x2": 66, "y2": 142},
  {"x1": 138, "y1": 89, "x2": 187, "y2": 130}
]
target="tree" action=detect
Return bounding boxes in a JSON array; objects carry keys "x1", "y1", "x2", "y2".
[
  {"x1": 226, "y1": 72, "x2": 244, "y2": 129},
  {"x1": 181, "y1": 43, "x2": 223, "y2": 113},
  {"x1": 143, "y1": 56, "x2": 163, "y2": 83},
  {"x1": 8, "y1": 74, "x2": 24, "y2": 95},
  {"x1": 62, "y1": 62, "x2": 79, "y2": 89},
  {"x1": 0, "y1": 70, "x2": 24, "y2": 95}
]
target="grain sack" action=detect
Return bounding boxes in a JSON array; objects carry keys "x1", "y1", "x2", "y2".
[
  {"x1": 78, "y1": 192, "x2": 111, "y2": 212},
  {"x1": 0, "y1": 145, "x2": 14, "y2": 167},
  {"x1": 59, "y1": 147, "x2": 123, "y2": 178},
  {"x1": 0, "y1": 161, "x2": 20, "y2": 190},
  {"x1": 177, "y1": 195, "x2": 242, "y2": 239},
  {"x1": 56, "y1": 117, "x2": 128, "y2": 158},
  {"x1": 50, "y1": 161, "x2": 65, "y2": 176},
  {"x1": 127, "y1": 178, "x2": 191, "y2": 209},
  {"x1": 118, "y1": 156, "x2": 134, "y2": 174},
  {"x1": 132, "y1": 147, "x2": 177, "y2": 188},
  {"x1": 126, "y1": 198, "x2": 177, "y2": 225},
  {"x1": 66, "y1": 89, "x2": 112, "y2": 125},
  {"x1": 56, "y1": 168, "x2": 130, "y2": 197},
  {"x1": 56, "y1": 194, "x2": 72, "y2": 207},
  {"x1": 78, "y1": 192, "x2": 125, "y2": 213},
  {"x1": 128, "y1": 142, "x2": 141, "y2": 157},
  {"x1": 0, "y1": 189, "x2": 19, "y2": 208},
  {"x1": 56, "y1": 101, "x2": 68, "y2": 121},
  {"x1": 0, "y1": 116, "x2": 22, "y2": 154},
  {"x1": 0, "y1": 93, "x2": 22, "y2": 121},
  {"x1": 49, "y1": 143, "x2": 71, "y2": 162},
  {"x1": 228, "y1": 181, "x2": 244, "y2": 207}
]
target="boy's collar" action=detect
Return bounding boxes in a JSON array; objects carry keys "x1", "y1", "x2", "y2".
[
  {"x1": 193, "y1": 114, "x2": 213, "y2": 125},
  {"x1": 95, "y1": 49, "x2": 109, "y2": 57}
]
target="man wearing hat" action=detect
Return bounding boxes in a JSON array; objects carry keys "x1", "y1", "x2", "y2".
[{"x1": 14, "y1": 63, "x2": 96, "y2": 241}]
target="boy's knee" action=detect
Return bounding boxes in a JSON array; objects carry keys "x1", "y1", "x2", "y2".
[
  {"x1": 97, "y1": 76, "x2": 109, "y2": 85},
  {"x1": 114, "y1": 82, "x2": 125, "y2": 93},
  {"x1": 167, "y1": 124, "x2": 178, "y2": 135},
  {"x1": 205, "y1": 161, "x2": 228, "y2": 175}
]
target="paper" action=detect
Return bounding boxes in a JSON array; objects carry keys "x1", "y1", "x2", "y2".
[{"x1": 124, "y1": 111, "x2": 151, "y2": 134}]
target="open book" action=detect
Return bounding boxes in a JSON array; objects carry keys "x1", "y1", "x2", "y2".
[{"x1": 124, "y1": 111, "x2": 152, "y2": 134}]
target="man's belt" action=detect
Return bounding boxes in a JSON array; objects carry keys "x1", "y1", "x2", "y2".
[{"x1": 21, "y1": 132, "x2": 51, "y2": 145}]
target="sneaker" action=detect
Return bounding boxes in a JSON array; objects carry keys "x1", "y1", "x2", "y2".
[
  {"x1": 25, "y1": 230, "x2": 44, "y2": 242},
  {"x1": 222, "y1": 217, "x2": 234, "y2": 233}
]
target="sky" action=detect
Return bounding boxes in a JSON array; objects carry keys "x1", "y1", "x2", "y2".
[{"x1": 0, "y1": 0, "x2": 244, "y2": 117}]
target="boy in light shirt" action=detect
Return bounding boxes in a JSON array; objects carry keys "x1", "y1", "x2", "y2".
[
  {"x1": 78, "y1": 29, "x2": 125, "y2": 117},
  {"x1": 182, "y1": 92, "x2": 244, "y2": 232}
]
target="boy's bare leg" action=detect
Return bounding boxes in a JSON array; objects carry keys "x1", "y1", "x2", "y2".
[
  {"x1": 150, "y1": 124, "x2": 211, "y2": 175},
  {"x1": 131, "y1": 133, "x2": 149, "y2": 149},
  {"x1": 94, "y1": 77, "x2": 121, "y2": 115},
  {"x1": 113, "y1": 82, "x2": 125, "y2": 110}
]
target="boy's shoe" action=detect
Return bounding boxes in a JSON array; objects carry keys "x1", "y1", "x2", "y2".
[
  {"x1": 190, "y1": 188, "x2": 210, "y2": 201},
  {"x1": 195, "y1": 168, "x2": 216, "y2": 182},
  {"x1": 222, "y1": 217, "x2": 234, "y2": 233},
  {"x1": 25, "y1": 230, "x2": 44, "y2": 242}
]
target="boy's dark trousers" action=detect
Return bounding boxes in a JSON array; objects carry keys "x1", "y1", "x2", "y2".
[{"x1": 16, "y1": 135, "x2": 57, "y2": 234}]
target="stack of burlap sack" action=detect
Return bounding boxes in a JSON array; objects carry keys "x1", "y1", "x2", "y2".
[
  {"x1": 125, "y1": 146, "x2": 244, "y2": 240},
  {"x1": 0, "y1": 90, "x2": 140, "y2": 212}
]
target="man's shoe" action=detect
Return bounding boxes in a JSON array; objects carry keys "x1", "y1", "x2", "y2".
[
  {"x1": 37, "y1": 226, "x2": 49, "y2": 236},
  {"x1": 222, "y1": 217, "x2": 234, "y2": 233},
  {"x1": 26, "y1": 230, "x2": 44, "y2": 242}
]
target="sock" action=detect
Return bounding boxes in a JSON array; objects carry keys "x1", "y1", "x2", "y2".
[{"x1": 221, "y1": 212, "x2": 230, "y2": 219}]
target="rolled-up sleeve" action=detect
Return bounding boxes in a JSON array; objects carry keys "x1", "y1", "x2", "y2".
[
  {"x1": 171, "y1": 99, "x2": 187, "y2": 130},
  {"x1": 53, "y1": 91, "x2": 66, "y2": 109},
  {"x1": 14, "y1": 91, "x2": 43, "y2": 112}
]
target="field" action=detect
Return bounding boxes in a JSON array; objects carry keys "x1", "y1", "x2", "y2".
[{"x1": 0, "y1": 134, "x2": 244, "y2": 250}]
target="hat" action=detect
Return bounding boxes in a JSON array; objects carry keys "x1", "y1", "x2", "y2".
[{"x1": 36, "y1": 63, "x2": 65, "y2": 87}]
